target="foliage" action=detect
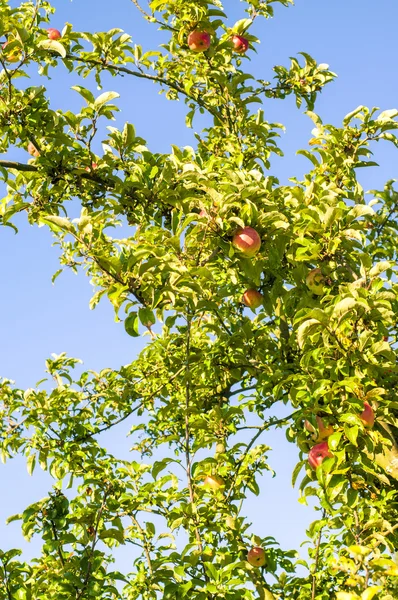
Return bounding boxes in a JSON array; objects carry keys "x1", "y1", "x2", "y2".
[{"x1": 0, "y1": 0, "x2": 398, "y2": 598}]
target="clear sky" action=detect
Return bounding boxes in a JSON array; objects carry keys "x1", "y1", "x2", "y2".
[{"x1": 1, "y1": 0, "x2": 398, "y2": 576}]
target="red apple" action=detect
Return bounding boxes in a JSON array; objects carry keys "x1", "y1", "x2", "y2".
[
  {"x1": 360, "y1": 402, "x2": 375, "y2": 429},
  {"x1": 308, "y1": 441, "x2": 332, "y2": 469},
  {"x1": 187, "y1": 30, "x2": 211, "y2": 53},
  {"x1": 203, "y1": 474, "x2": 225, "y2": 491},
  {"x1": 85, "y1": 162, "x2": 98, "y2": 172},
  {"x1": 27, "y1": 142, "x2": 40, "y2": 157},
  {"x1": 232, "y1": 227, "x2": 261, "y2": 257},
  {"x1": 247, "y1": 546, "x2": 266, "y2": 567},
  {"x1": 231, "y1": 34, "x2": 249, "y2": 54},
  {"x1": 242, "y1": 289, "x2": 263, "y2": 309},
  {"x1": 47, "y1": 28, "x2": 62, "y2": 40},
  {"x1": 2, "y1": 41, "x2": 22, "y2": 63},
  {"x1": 306, "y1": 268, "x2": 325, "y2": 295}
]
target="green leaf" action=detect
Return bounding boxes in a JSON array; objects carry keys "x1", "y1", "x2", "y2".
[
  {"x1": 26, "y1": 454, "x2": 36, "y2": 476},
  {"x1": 361, "y1": 587, "x2": 383, "y2": 600},
  {"x1": 369, "y1": 261, "x2": 392, "y2": 277},
  {"x1": 40, "y1": 215, "x2": 75, "y2": 234},
  {"x1": 94, "y1": 91, "x2": 120, "y2": 109},
  {"x1": 37, "y1": 39, "x2": 66, "y2": 58},
  {"x1": 344, "y1": 424, "x2": 358, "y2": 446},
  {"x1": 100, "y1": 528, "x2": 125, "y2": 544},
  {"x1": 343, "y1": 105, "x2": 365, "y2": 125},
  {"x1": 296, "y1": 319, "x2": 321, "y2": 348},
  {"x1": 124, "y1": 311, "x2": 140, "y2": 337},
  {"x1": 71, "y1": 85, "x2": 95, "y2": 104}
]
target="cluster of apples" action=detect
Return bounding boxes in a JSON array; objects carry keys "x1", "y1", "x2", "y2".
[
  {"x1": 306, "y1": 402, "x2": 375, "y2": 469},
  {"x1": 232, "y1": 226, "x2": 264, "y2": 310},
  {"x1": 187, "y1": 29, "x2": 249, "y2": 54},
  {"x1": 2, "y1": 28, "x2": 61, "y2": 63}
]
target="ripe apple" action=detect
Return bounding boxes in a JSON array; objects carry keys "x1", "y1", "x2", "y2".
[
  {"x1": 47, "y1": 28, "x2": 62, "y2": 40},
  {"x1": 360, "y1": 401, "x2": 375, "y2": 428},
  {"x1": 305, "y1": 268, "x2": 325, "y2": 295},
  {"x1": 308, "y1": 441, "x2": 332, "y2": 469},
  {"x1": 2, "y1": 41, "x2": 22, "y2": 63},
  {"x1": 247, "y1": 546, "x2": 266, "y2": 567},
  {"x1": 231, "y1": 34, "x2": 249, "y2": 54},
  {"x1": 85, "y1": 162, "x2": 98, "y2": 172},
  {"x1": 232, "y1": 226, "x2": 261, "y2": 257},
  {"x1": 203, "y1": 474, "x2": 225, "y2": 491},
  {"x1": 27, "y1": 142, "x2": 40, "y2": 157},
  {"x1": 187, "y1": 30, "x2": 211, "y2": 53},
  {"x1": 242, "y1": 289, "x2": 263, "y2": 309}
]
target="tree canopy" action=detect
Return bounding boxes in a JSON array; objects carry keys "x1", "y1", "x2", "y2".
[{"x1": 1, "y1": 1, "x2": 398, "y2": 599}]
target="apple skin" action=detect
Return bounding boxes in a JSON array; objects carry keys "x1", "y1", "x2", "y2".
[
  {"x1": 305, "y1": 416, "x2": 334, "y2": 442},
  {"x1": 203, "y1": 474, "x2": 225, "y2": 491},
  {"x1": 242, "y1": 289, "x2": 263, "y2": 309},
  {"x1": 85, "y1": 162, "x2": 98, "y2": 172},
  {"x1": 187, "y1": 30, "x2": 211, "y2": 53},
  {"x1": 231, "y1": 34, "x2": 249, "y2": 54},
  {"x1": 47, "y1": 28, "x2": 62, "y2": 40},
  {"x1": 247, "y1": 546, "x2": 266, "y2": 567},
  {"x1": 306, "y1": 268, "x2": 325, "y2": 295},
  {"x1": 27, "y1": 142, "x2": 40, "y2": 157},
  {"x1": 360, "y1": 401, "x2": 375, "y2": 428},
  {"x1": 308, "y1": 441, "x2": 332, "y2": 469},
  {"x1": 2, "y1": 41, "x2": 22, "y2": 63},
  {"x1": 233, "y1": 227, "x2": 261, "y2": 257}
]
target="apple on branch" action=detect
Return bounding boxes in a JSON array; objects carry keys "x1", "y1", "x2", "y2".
[
  {"x1": 187, "y1": 30, "x2": 211, "y2": 53},
  {"x1": 231, "y1": 34, "x2": 249, "y2": 54},
  {"x1": 27, "y1": 142, "x2": 40, "y2": 157},
  {"x1": 305, "y1": 268, "x2": 325, "y2": 295},
  {"x1": 47, "y1": 28, "x2": 62, "y2": 40},
  {"x1": 242, "y1": 289, "x2": 263, "y2": 309},
  {"x1": 308, "y1": 441, "x2": 333, "y2": 469},
  {"x1": 233, "y1": 226, "x2": 261, "y2": 257},
  {"x1": 360, "y1": 401, "x2": 375, "y2": 428},
  {"x1": 247, "y1": 546, "x2": 266, "y2": 567},
  {"x1": 85, "y1": 162, "x2": 98, "y2": 172}
]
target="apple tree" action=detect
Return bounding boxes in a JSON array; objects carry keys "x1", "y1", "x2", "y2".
[{"x1": 1, "y1": 0, "x2": 398, "y2": 599}]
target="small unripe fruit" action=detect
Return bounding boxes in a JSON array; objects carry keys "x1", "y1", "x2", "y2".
[
  {"x1": 203, "y1": 474, "x2": 225, "y2": 491},
  {"x1": 308, "y1": 441, "x2": 332, "y2": 469},
  {"x1": 306, "y1": 268, "x2": 325, "y2": 295},
  {"x1": 47, "y1": 28, "x2": 62, "y2": 40},
  {"x1": 231, "y1": 34, "x2": 249, "y2": 54},
  {"x1": 247, "y1": 546, "x2": 266, "y2": 567},
  {"x1": 242, "y1": 289, "x2": 263, "y2": 309},
  {"x1": 360, "y1": 401, "x2": 375, "y2": 428},
  {"x1": 215, "y1": 442, "x2": 226, "y2": 455},
  {"x1": 187, "y1": 30, "x2": 211, "y2": 53},
  {"x1": 232, "y1": 227, "x2": 261, "y2": 257}
]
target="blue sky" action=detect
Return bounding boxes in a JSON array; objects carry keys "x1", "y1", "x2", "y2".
[{"x1": 1, "y1": 0, "x2": 398, "y2": 576}]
